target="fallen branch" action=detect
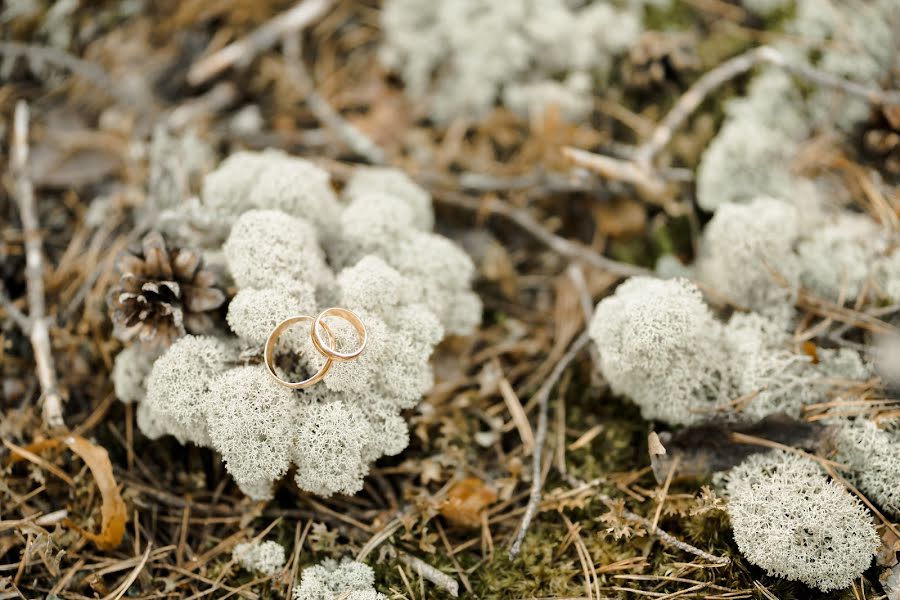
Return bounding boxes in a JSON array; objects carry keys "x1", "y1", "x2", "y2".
[
  {"x1": 187, "y1": 0, "x2": 334, "y2": 85},
  {"x1": 397, "y1": 551, "x2": 459, "y2": 598},
  {"x1": 509, "y1": 330, "x2": 592, "y2": 558},
  {"x1": 432, "y1": 190, "x2": 653, "y2": 279},
  {"x1": 0, "y1": 42, "x2": 133, "y2": 106},
  {"x1": 282, "y1": 33, "x2": 386, "y2": 164},
  {"x1": 567, "y1": 45, "x2": 900, "y2": 200},
  {"x1": 10, "y1": 102, "x2": 65, "y2": 430}
]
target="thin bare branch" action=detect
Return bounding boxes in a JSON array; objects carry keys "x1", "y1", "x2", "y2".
[
  {"x1": 282, "y1": 34, "x2": 386, "y2": 164},
  {"x1": 433, "y1": 190, "x2": 653, "y2": 279},
  {"x1": 187, "y1": 0, "x2": 334, "y2": 85},
  {"x1": 11, "y1": 101, "x2": 65, "y2": 430},
  {"x1": 570, "y1": 45, "x2": 900, "y2": 199},
  {"x1": 509, "y1": 329, "x2": 592, "y2": 558}
]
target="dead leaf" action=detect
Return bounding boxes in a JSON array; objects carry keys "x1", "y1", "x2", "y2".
[
  {"x1": 439, "y1": 477, "x2": 498, "y2": 528},
  {"x1": 6, "y1": 436, "x2": 126, "y2": 550},
  {"x1": 61, "y1": 435, "x2": 127, "y2": 550}
]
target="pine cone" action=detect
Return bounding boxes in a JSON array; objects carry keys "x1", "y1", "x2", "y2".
[
  {"x1": 108, "y1": 231, "x2": 225, "y2": 348},
  {"x1": 861, "y1": 103, "x2": 900, "y2": 177},
  {"x1": 623, "y1": 32, "x2": 699, "y2": 90}
]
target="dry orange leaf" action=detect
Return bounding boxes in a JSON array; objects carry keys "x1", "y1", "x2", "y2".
[
  {"x1": 7, "y1": 435, "x2": 126, "y2": 550},
  {"x1": 439, "y1": 477, "x2": 498, "y2": 528}
]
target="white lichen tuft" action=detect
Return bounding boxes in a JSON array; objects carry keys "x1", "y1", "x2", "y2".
[
  {"x1": 342, "y1": 167, "x2": 434, "y2": 231},
  {"x1": 224, "y1": 210, "x2": 332, "y2": 292},
  {"x1": 112, "y1": 345, "x2": 158, "y2": 404},
  {"x1": 697, "y1": 197, "x2": 801, "y2": 319},
  {"x1": 379, "y1": 0, "x2": 653, "y2": 122},
  {"x1": 233, "y1": 540, "x2": 286, "y2": 576},
  {"x1": 696, "y1": 197, "x2": 898, "y2": 314},
  {"x1": 205, "y1": 366, "x2": 299, "y2": 499},
  {"x1": 723, "y1": 450, "x2": 878, "y2": 591},
  {"x1": 589, "y1": 277, "x2": 868, "y2": 426},
  {"x1": 226, "y1": 284, "x2": 317, "y2": 347},
  {"x1": 294, "y1": 558, "x2": 386, "y2": 600},
  {"x1": 696, "y1": 0, "x2": 896, "y2": 213},
  {"x1": 125, "y1": 151, "x2": 479, "y2": 500},
  {"x1": 832, "y1": 419, "x2": 900, "y2": 519},
  {"x1": 336, "y1": 191, "x2": 481, "y2": 335},
  {"x1": 796, "y1": 213, "x2": 888, "y2": 302},
  {"x1": 695, "y1": 120, "x2": 809, "y2": 212},
  {"x1": 142, "y1": 335, "x2": 237, "y2": 446}
]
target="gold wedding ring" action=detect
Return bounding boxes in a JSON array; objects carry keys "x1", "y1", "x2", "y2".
[
  {"x1": 312, "y1": 307, "x2": 367, "y2": 362},
  {"x1": 264, "y1": 307, "x2": 367, "y2": 389}
]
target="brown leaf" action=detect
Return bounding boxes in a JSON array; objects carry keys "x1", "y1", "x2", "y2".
[
  {"x1": 61, "y1": 435, "x2": 127, "y2": 550},
  {"x1": 439, "y1": 477, "x2": 497, "y2": 528},
  {"x1": 7, "y1": 436, "x2": 127, "y2": 550}
]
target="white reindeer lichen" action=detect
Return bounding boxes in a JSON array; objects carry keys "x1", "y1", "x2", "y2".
[
  {"x1": 294, "y1": 558, "x2": 386, "y2": 600},
  {"x1": 589, "y1": 277, "x2": 868, "y2": 426},
  {"x1": 723, "y1": 450, "x2": 878, "y2": 591},
  {"x1": 378, "y1": 0, "x2": 657, "y2": 122},
  {"x1": 115, "y1": 150, "x2": 481, "y2": 500},
  {"x1": 233, "y1": 540, "x2": 286, "y2": 577}
]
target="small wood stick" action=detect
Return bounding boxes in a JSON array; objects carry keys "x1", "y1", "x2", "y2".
[
  {"x1": 509, "y1": 330, "x2": 592, "y2": 558},
  {"x1": 11, "y1": 101, "x2": 65, "y2": 429},
  {"x1": 187, "y1": 0, "x2": 334, "y2": 85}
]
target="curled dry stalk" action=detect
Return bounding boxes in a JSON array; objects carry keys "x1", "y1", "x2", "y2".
[
  {"x1": 8, "y1": 101, "x2": 66, "y2": 430},
  {"x1": 565, "y1": 45, "x2": 900, "y2": 202}
]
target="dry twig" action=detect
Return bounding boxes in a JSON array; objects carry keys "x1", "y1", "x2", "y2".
[
  {"x1": 509, "y1": 329, "x2": 592, "y2": 558},
  {"x1": 9, "y1": 102, "x2": 65, "y2": 430},
  {"x1": 187, "y1": 0, "x2": 334, "y2": 85},
  {"x1": 282, "y1": 34, "x2": 386, "y2": 164},
  {"x1": 433, "y1": 190, "x2": 653, "y2": 279},
  {"x1": 566, "y1": 45, "x2": 900, "y2": 200}
]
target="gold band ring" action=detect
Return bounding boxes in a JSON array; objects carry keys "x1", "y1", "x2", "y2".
[
  {"x1": 264, "y1": 315, "x2": 335, "y2": 389},
  {"x1": 311, "y1": 307, "x2": 368, "y2": 362}
]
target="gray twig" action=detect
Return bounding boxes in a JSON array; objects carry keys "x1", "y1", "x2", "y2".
[
  {"x1": 432, "y1": 190, "x2": 653, "y2": 279},
  {"x1": 282, "y1": 34, "x2": 386, "y2": 164},
  {"x1": 509, "y1": 329, "x2": 592, "y2": 558},
  {"x1": 397, "y1": 551, "x2": 459, "y2": 598},
  {"x1": 187, "y1": 0, "x2": 334, "y2": 85},
  {"x1": 10, "y1": 101, "x2": 65, "y2": 429},
  {"x1": 568, "y1": 45, "x2": 900, "y2": 198}
]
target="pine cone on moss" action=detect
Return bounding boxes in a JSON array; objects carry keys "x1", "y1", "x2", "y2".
[
  {"x1": 108, "y1": 231, "x2": 225, "y2": 348},
  {"x1": 622, "y1": 32, "x2": 699, "y2": 90}
]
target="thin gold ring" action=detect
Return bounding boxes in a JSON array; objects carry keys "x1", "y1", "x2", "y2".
[
  {"x1": 264, "y1": 315, "x2": 335, "y2": 389},
  {"x1": 311, "y1": 307, "x2": 368, "y2": 362}
]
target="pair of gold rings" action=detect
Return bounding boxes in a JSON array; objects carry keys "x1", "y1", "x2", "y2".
[{"x1": 264, "y1": 307, "x2": 367, "y2": 389}]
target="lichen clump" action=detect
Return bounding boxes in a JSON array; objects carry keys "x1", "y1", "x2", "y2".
[
  {"x1": 232, "y1": 540, "x2": 286, "y2": 576},
  {"x1": 723, "y1": 450, "x2": 878, "y2": 591},
  {"x1": 379, "y1": 0, "x2": 667, "y2": 122},
  {"x1": 588, "y1": 276, "x2": 864, "y2": 426},
  {"x1": 294, "y1": 558, "x2": 386, "y2": 600},
  {"x1": 113, "y1": 151, "x2": 481, "y2": 499}
]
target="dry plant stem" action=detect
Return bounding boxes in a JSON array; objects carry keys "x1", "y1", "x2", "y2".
[
  {"x1": 187, "y1": 0, "x2": 334, "y2": 85},
  {"x1": 11, "y1": 101, "x2": 65, "y2": 430},
  {"x1": 434, "y1": 191, "x2": 653, "y2": 279},
  {"x1": 0, "y1": 42, "x2": 132, "y2": 106},
  {"x1": 397, "y1": 550, "x2": 460, "y2": 598},
  {"x1": 509, "y1": 329, "x2": 592, "y2": 559},
  {"x1": 570, "y1": 45, "x2": 900, "y2": 195},
  {"x1": 566, "y1": 474, "x2": 731, "y2": 566},
  {"x1": 282, "y1": 34, "x2": 386, "y2": 164}
]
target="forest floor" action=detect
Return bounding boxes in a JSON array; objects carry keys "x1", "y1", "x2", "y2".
[{"x1": 0, "y1": 1, "x2": 896, "y2": 599}]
